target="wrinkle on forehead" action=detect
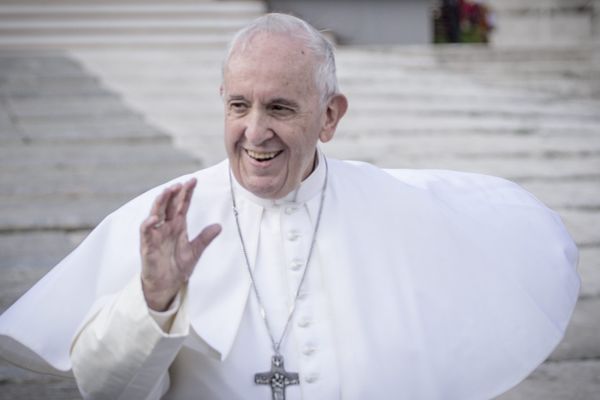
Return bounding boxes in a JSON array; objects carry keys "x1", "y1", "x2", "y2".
[{"x1": 223, "y1": 32, "x2": 320, "y2": 103}]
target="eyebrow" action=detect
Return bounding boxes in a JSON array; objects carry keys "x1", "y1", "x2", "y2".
[
  {"x1": 227, "y1": 95, "x2": 246, "y2": 102},
  {"x1": 226, "y1": 95, "x2": 299, "y2": 109},
  {"x1": 269, "y1": 98, "x2": 299, "y2": 108}
]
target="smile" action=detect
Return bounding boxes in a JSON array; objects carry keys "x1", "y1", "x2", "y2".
[{"x1": 245, "y1": 149, "x2": 283, "y2": 161}]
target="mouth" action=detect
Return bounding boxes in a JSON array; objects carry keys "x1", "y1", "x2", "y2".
[{"x1": 245, "y1": 149, "x2": 283, "y2": 162}]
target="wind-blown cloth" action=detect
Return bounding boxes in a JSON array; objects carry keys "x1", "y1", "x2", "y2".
[{"x1": 0, "y1": 158, "x2": 579, "y2": 399}]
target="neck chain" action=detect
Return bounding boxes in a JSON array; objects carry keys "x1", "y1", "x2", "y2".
[{"x1": 228, "y1": 157, "x2": 328, "y2": 399}]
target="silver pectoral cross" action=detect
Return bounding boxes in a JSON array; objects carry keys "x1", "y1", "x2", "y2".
[{"x1": 254, "y1": 354, "x2": 299, "y2": 400}]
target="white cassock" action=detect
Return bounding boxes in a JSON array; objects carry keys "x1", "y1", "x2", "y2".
[{"x1": 0, "y1": 151, "x2": 580, "y2": 399}]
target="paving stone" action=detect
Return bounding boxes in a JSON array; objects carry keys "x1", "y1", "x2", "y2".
[{"x1": 496, "y1": 359, "x2": 600, "y2": 400}]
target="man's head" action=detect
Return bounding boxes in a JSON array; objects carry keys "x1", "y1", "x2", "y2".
[{"x1": 221, "y1": 13, "x2": 348, "y2": 199}]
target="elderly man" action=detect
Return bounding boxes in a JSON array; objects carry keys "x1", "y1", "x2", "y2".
[{"x1": 0, "y1": 13, "x2": 579, "y2": 400}]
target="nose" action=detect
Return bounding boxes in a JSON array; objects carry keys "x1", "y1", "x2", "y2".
[{"x1": 244, "y1": 109, "x2": 273, "y2": 146}]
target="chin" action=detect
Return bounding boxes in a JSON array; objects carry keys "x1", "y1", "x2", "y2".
[{"x1": 244, "y1": 178, "x2": 283, "y2": 199}]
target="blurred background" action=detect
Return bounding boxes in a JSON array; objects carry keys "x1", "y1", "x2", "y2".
[{"x1": 0, "y1": 0, "x2": 598, "y2": 398}]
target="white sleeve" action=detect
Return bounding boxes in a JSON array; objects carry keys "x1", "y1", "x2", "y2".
[{"x1": 70, "y1": 276, "x2": 189, "y2": 400}]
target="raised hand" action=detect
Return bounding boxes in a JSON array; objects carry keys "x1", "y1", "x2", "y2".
[{"x1": 140, "y1": 178, "x2": 221, "y2": 311}]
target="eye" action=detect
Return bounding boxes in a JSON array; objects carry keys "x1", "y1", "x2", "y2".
[
  {"x1": 229, "y1": 101, "x2": 248, "y2": 113},
  {"x1": 269, "y1": 104, "x2": 294, "y2": 115}
]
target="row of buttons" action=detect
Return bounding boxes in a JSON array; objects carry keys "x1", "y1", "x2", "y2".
[
  {"x1": 303, "y1": 341, "x2": 319, "y2": 384},
  {"x1": 282, "y1": 204, "x2": 319, "y2": 385}
]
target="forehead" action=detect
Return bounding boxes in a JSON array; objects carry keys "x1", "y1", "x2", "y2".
[{"x1": 224, "y1": 33, "x2": 318, "y2": 100}]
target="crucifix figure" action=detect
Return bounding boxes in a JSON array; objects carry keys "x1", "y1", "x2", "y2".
[{"x1": 255, "y1": 354, "x2": 300, "y2": 400}]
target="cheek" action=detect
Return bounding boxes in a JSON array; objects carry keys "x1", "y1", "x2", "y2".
[{"x1": 224, "y1": 122, "x2": 242, "y2": 151}]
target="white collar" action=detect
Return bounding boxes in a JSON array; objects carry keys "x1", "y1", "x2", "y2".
[{"x1": 231, "y1": 149, "x2": 326, "y2": 208}]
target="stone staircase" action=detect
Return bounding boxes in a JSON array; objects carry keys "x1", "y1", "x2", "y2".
[
  {"x1": 0, "y1": 0, "x2": 265, "y2": 48},
  {"x1": 486, "y1": 0, "x2": 600, "y2": 46},
  {"x1": 0, "y1": 1, "x2": 599, "y2": 399}
]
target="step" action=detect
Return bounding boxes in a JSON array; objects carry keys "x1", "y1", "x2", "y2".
[
  {"x1": 0, "y1": 18, "x2": 254, "y2": 36},
  {"x1": 0, "y1": 1, "x2": 266, "y2": 48},
  {"x1": 0, "y1": 33, "x2": 236, "y2": 48},
  {"x1": 0, "y1": 2, "x2": 265, "y2": 17}
]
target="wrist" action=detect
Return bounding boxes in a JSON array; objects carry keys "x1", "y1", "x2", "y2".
[{"x1": 141, "y1": 278, "x2": 178, "y2": 312}]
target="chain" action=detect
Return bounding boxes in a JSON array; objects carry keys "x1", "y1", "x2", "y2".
[{"x1": 228, "y1": 157, "x2": 328, "y2": 355}]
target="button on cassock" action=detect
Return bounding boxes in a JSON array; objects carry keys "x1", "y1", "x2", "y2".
[
  {"x1": 297, "y1": 316, "x2": 311, "y2": 328},
  {"x1": 304, "y1": 373, "x2": 319, "y2": 383},
  {"x1": 284, "y1": 206, "x2": 298, "y2": 215},
  {"x1": 287, "y1": 230, "x2": 300, "y2": 241},
  {"x1": 302, "y1": 344, "x2": 317, "y2": 356},
  {"x1": 290, "y1": 259, "x2": 303, "y2": 271}
]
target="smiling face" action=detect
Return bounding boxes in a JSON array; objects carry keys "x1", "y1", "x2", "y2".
[{"x1": 222, "y1": 32, "x2": 345, "y2": 199}]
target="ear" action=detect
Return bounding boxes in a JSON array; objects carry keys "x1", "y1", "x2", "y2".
[{"x1": 319, "y1": 94, "x2": 348, "y2": 143}]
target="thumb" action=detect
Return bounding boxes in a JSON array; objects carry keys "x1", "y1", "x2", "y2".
[{"x1": 191, "y1": 223, "x2": 222, "y2": 257}]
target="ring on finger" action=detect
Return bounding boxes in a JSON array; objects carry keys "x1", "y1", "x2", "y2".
[{"x1": 153, "y1": 220, "x2": 165, "y2": 229}]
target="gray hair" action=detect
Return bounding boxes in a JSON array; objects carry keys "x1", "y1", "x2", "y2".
[{"x1": 222, "y1": 13, "x2": 339, "y2": 104}]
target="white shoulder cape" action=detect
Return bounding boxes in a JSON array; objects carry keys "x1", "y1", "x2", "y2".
[{"x1": 0, "y1": 158, "x2": 579, "y2": 399}]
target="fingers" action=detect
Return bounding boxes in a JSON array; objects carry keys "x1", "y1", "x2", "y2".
[
  {"x1": 178, "y1": 178, "x2": 197, "y2": 216},
  {"x1": 140, "y1": 214, "x2": 161, "y2": 236},
  {"x1": 191, "y1": 223, "x2": 222, "y2": 257},
  {"x1": 165, "y1": 178, "x2": 197, "y2": 221},
  {"x1": 150, "y1": 184, "x2": 180, "y2": 224},
  {"x1": 148, "y1": 178, "x2": 197, "y2": 225}
]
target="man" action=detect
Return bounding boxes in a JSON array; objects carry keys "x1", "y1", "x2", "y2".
[{"x1": 0, "y1": 13, "x2": 579, "y2": 400}]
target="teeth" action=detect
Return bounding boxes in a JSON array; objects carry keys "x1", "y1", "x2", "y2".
[{"x1": 246, "y1": 150, "x2": 280, "y2": 160}]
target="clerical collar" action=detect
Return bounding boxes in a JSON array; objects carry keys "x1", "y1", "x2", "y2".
[{"x1": 231, "y1": 149, "x2": 326, "y2": 208}]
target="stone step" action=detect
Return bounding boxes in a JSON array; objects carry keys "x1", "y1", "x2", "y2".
[
  {"x1": 73, "y1": 93, "x2": 598, "y2": 119},
  {"x1": 0, "y1": 231, "x2": 88, "y2": 270},
  {"x1": 0, "y1": 33, "x2": 235, "y2": 48},
  {"x1": 0, "y1": 184, "x2": 161, "y2": 232},
  {"x1": 578, "y1": 247, "x2": 600, "y2": 298},
  {"x1": 326, "y1": 133, "x2": 600, "y2": 158},
  {"x1": 497, "y1": 359, "x2": 600, "y2": 400},
  {"x1": 337, "y1": 45, "x2": 600, "y2": 65},
  {"x1": 551, "y1": 296, "x2": 600, "y2": 362},
  {"x1": 17, "y1": 119, "x2": 170, "y2": 144},
  {"x1": 0, "y1": 2, "x2": 265, "y2": 17},
  {"x1": 560, "y1": 210, "x2": 600, "y2": 248},
  {"x1": 0, "y1": 360, "x2": 80, "y2": 400},
  {"x1": 0, "y1": 1, "x2": 265, "y2": 49},
  {"x1": 0, "y1": 162, "x2": 200, "y2": 198},
  {"x1": 0, "y1": 142, "x2": 202, "y2": 170},
  {"x1": 0, "y1": 18, "x2": 253, "y2": 34},
  {"x1": 377, "y1": 156, "x2": 600, "y2": 184},
  {"x1": 337, "y1": 115, "x2": 599, "y2": 135},
  {"x1": 518, "y1": 180, "x2": 600, "y2": 211}
]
